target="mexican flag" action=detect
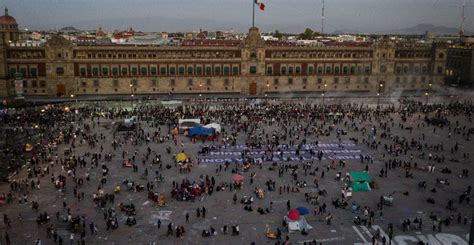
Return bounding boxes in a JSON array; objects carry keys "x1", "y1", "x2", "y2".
[{"x1": 255, "y1": 0, "x2": 265, "y2": 10}]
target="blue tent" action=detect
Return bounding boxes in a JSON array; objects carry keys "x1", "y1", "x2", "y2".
[{"x1": 187, "y1": 125, "x2": 215, "y2": 137}]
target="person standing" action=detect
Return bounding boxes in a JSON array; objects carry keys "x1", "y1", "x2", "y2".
[{"x1": 185, "y1": 213, "x2": 189, "y2": 223}]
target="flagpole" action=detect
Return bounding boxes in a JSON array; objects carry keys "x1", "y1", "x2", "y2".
[{"x1": 252, "y1": 0, "x2": 255, "y2": 27}]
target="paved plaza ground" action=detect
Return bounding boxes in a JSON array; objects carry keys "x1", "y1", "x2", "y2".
[{"x1": 0, "y1": 96, "x2": 472, "y2": 245}]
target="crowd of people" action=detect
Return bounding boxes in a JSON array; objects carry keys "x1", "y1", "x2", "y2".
[{"x1": 0, "y1": 97, "x2": 472, "y2": 245}]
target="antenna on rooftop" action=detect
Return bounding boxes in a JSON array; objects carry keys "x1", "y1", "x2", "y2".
[
  {"x1": 460, "y1": 0, "x2": 466, "y2": 37},
  {"x1": 321, "y1": 0, "x2": 325, "y2": 34}
]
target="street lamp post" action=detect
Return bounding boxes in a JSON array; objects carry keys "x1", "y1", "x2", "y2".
[
  {"x1": 426, "y1": 83, "x2": 432, "y2": 104},
  {"x1": 377, "y1": 82, "x2": 383, "y2": 110},
  {"x1": 129, "y1": 83, "x2": 134, "y2": 111},
  {"x1": 199, "y1": 83, "x2": 203, "y2": 101},
  {"x1": 322, "y1": 83, "x2": 327, "y2": 106}
]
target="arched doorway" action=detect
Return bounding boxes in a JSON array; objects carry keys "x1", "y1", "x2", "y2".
[{"x1": 249, "y1": 82, "x2": 257, "y2": 95}]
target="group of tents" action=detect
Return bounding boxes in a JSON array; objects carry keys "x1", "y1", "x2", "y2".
[{"x1": 172, "y1": 119, "x2": 222, "y2": 139}]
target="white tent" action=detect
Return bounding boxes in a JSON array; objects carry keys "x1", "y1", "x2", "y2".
[
  {"x1": 284, "y1": 216, "x2": 312, "y2": 233},
  {"x1": 204, "y1": 123, "x2": 222, "y2": 133},
  {"x1": 178, "y1": 119, "x2": 200, "y2": 130}
]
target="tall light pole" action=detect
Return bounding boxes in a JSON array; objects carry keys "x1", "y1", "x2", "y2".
[
  {"x1": 425, "y1": 83, "x2": 432, "y2": 104},
  {"x1": 265, "y1": 82, "x2": 269, "y2": 98},
  {"x1": 129, "y1": 83, "x2": 134, "y2": 112},
  {"x1": 199, "y1": 82, "x2": 203, "y2": 100},
  {"x1": 322, "y1": 83, "x2": 327, "y2": 106},
  {"x1": 377, "y1": 82, "x2": 383, "y2": 110}
]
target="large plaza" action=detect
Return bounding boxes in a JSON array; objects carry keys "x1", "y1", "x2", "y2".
[{"x1": 0, "y1": 95, "x2": 472, "y2": 245}]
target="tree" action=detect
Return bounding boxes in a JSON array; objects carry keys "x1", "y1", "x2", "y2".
[
  {"x1": 273, "y1": 30, "x2": 283, "y2": 39},
  {"x1": 298, "y1": 28, "x2": 314, "y2": 40}
]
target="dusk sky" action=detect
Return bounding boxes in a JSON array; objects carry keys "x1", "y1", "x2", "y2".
[{"x1": 5, "y1": 0, "x2": 473, "y2": 33}]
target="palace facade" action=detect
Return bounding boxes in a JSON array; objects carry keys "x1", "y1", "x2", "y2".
[{"x1": 0, "y1": 10, "x2": 453, "y2": 99}]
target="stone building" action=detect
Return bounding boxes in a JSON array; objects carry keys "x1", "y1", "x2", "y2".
[
  {"x1": 445, "y1": 45, "x2": 474, "y2": 88},
  {"x1": 0, "y1": 12, "x2": 452, "y2": 99}
]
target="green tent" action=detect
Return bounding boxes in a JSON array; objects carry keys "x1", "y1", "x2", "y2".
[
  {"x1": 351, "y1": 171, "x2": 372, "y2": 183},
  {"x1": 352, "y1": 182, "x2": 371, "y2": 192}
]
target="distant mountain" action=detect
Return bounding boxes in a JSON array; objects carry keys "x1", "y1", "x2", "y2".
[
  {"x1": 60, "y1": 26, "x2": 80, "y2": 32},
  {"x1": 385, "y1": 24, "x2": 472, "y2": 36}
]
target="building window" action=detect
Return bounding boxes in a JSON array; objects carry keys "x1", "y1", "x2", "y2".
[
  {"x1": 205, "y1": 67, "x2": 212, "y2": 75},
  {"x1": 92, "y1": 67, "x2": 99, "y2": 76},
  {"x1": 187, "y1": 67, "x2": 193, "y2": 75},
  {"x1": 40, "y1": 80, "x2": 46, "y2": 87},
  {"x1": 206, "y1": 79, "x2": 211, "y2": 86},
  {"x1": 249, "y1": 66, "x2": 257, "y2": 74},
  {"x1": 288, "y1": 78, "x2": 293, "y2": 84},
  {"x1": 150, "y1": 67, "x2": 157, "y2": 76},
  {"x1": 169, "y1": 67, "x2": 176, "y2": 75},
  {"x1": 224, "y1": 79, "x2": 230, "y2": 86},
  {"x1": 273, "y1": 78, "x2": 279, "y2": 85},
  {"x1": 317, "y1": 78, "x2": 322, "y2": 84},
  {"x1": 266, "y1": 66, "x2": 273, "y2": 75},
  {"x1": 215, "y1": 66, "x2": 221, "y2": 75},
  {"x1": 93, "y1": 80, "x2": 99, "y2": 87},
  {"x1": 342, "y1": 66, "x2": 348, "y2": 74},
  {"x1": 30, "y1": 68, "x2": 37, "y2": 77},
  {"x1": 334, "y1": 77, "x2": 339, "y2": 83},
  {"x1": 422, "y1": 66, "x2": 427, "y2": 74},
  {"x1": 364, "y1": 66, "x2": 370, "y2": 74},
  {"x1": 295, "y1": 66, "x2": 301, "y2": 74},
  {"x1": 9, "y1": 68, "x2": 16, "y2": 77},
  {"x1": 223, "y1": 66, "x2": 230, "y2": 75},
  {"x1": 141, "y1": 67, "x2": 148, "y2": 76},
  {"x1": 414, "y1": 66, "x2": 420, "y2": 74},
  {"x1": 121, "y1": 67, "x2": 128, "y2": 76},
  {"x1": 81, "y1": 81, "x2": 87, "y2": 87},
  {"x1": 113, "y1": 80, "x2": 119, "y2": 87},
  {"x1": 396, "y1": 77, "x2": 400, "y2": 83},
  {"x1": 317, "y1": 66, "x2": 323, "y2": 75},
  {"x1": 437, "y1": 66, "x2": 443, "y2": 74},
  {"x1": 334, "y1": 66, "x2": 340, "y2": 74},
  {"x1": 151, "y1": 79, "x2": 157, "y2": 86},
  {"x1": 325, "y1": 66, "x2": 332, "y2": 74},
  {"x1": 102, "y1": 67, "x2": 109, "y2": 76},
  {"x1": 131, "y1": 67, "x2": 138, "y2": 76},
  {"x1": 421, "y1": 76, "x2": 426, "y2": 83},
  {"x1": 187, "y1": 79, "x2": 193, "y2": 86},
  {"x1": 396, "y1": 66, "x2": 402, "y2": 74},
  {"x1": 32, "y1": 80, "x2": 38, "y2": 87},
  {"x1": 308, "y1": 66, "x2": 314, "y2": 74},
  {"x1": 178, "y1": 67, "x2": 185, "y2": 75},
  {"x1": 288, "y1": 66, "x2": 294, "y2": 74},
  {"x1": 170, "y1": 79, "x2": 176, "y2": 86},
  {"x1": 350, "y1": 66, "x2": 355, "y2": 74},
  {"x1": 79, "y1": 67, "x2": 86, "y2": 76},
  {"x1": 23, "y1": 80, "x2": 28, "y2": 87},
  {"x1": 302, "y1": 78, "x2": 308, "y2": 84},
  {"x1": 281, "y1": 66, "x2": 287, "y2": 75},
  {"x1": 232, "y1": 67, "x2": 239, "y2": 75},
  {"x1": 56, "y1": 67, "x2": 65, "y2": 75},
  {"x1": 403, "y1": 66, "x2": 408, "y2": 74}
]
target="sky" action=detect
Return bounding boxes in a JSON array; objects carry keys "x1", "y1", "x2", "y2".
[{"x1": 3, "y1": 0, "x2": 474, "y2": 33}]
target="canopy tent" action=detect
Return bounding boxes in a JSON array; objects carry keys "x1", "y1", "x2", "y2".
[
  {"x1": 284, "y1": 215, "x2": 313, "y2": 233},
  {"x1": 232, "y1": 174, "x2": 244, "y2": 183},
  {"x1": 176, "y1": 153, "x2": 188, "y2": 162},
  {"x1": 204, "y1": 123, "x2": 222, "y2": 133},
  {"x1": 296, "y1": 207, "x2": 309, "y2": 216},
  {"x1": 287, "y1": 209, "x2": 300, "y2": 221},
  {"x1": 187, "y1": 125, "x2": 215, "y2": 138},
  {"x1": 178, "y1": 119, "x2": 200, "y2": 130},
  {"x1": 350, "y1": 171, "x2": 372, "y2": 183},
  {"x1": 351, "y1": 182, "x2": 371, "y2": 192}
]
